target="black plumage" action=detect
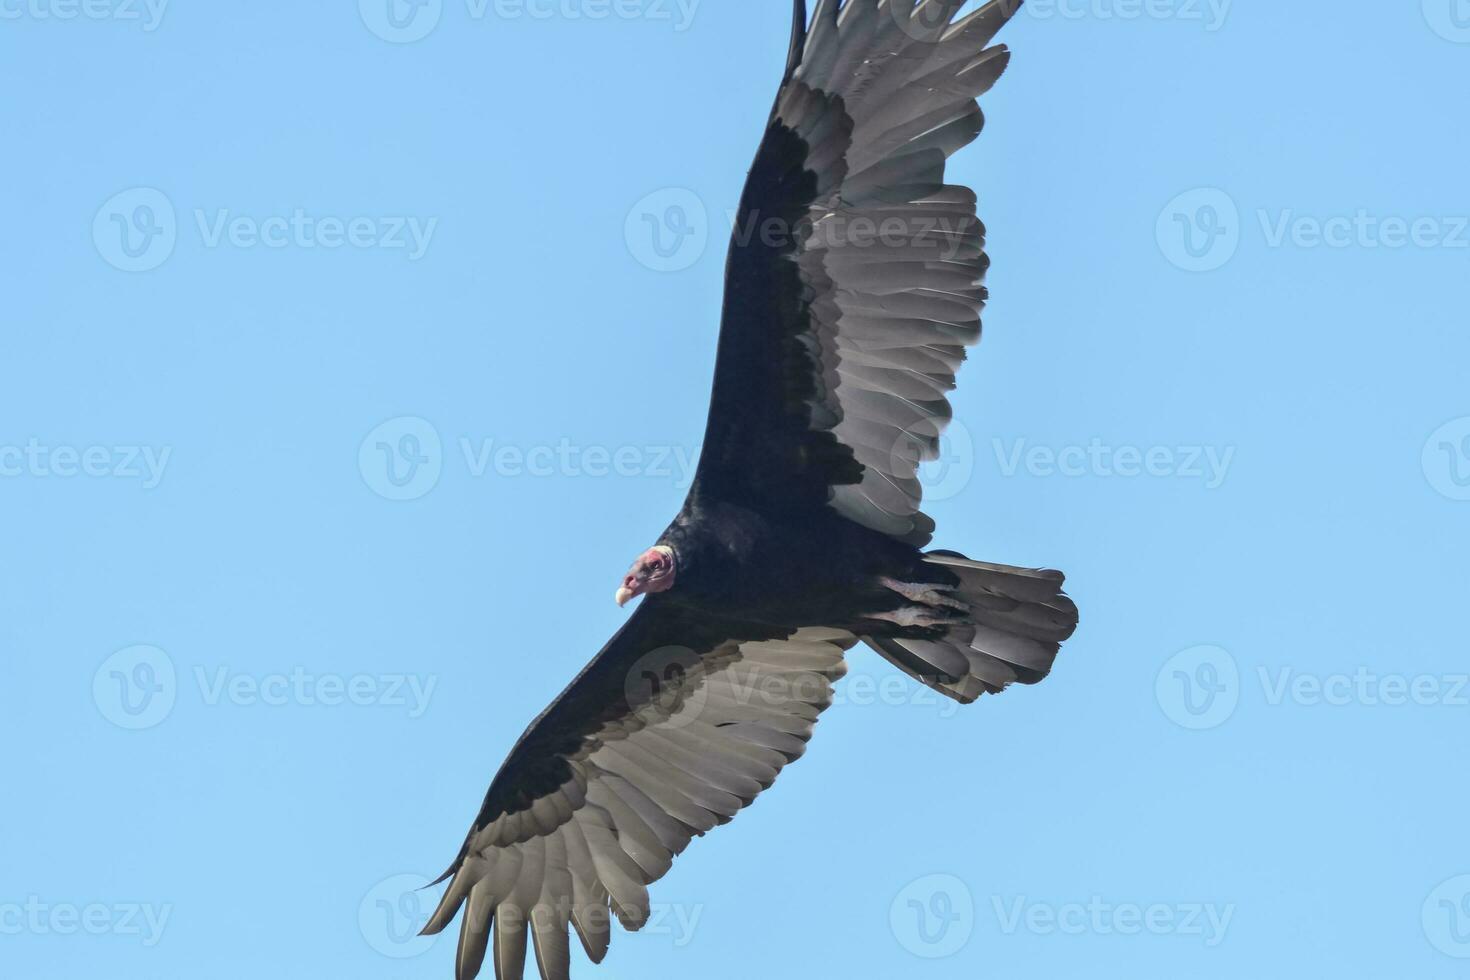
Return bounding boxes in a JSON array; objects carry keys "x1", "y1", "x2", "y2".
[{"x1": 425, "y1": 4, "x2": 1078, "y2": 977}]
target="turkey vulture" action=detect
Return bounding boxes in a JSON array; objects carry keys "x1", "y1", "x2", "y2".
[{"x1": 424, "y1": 2, "x2": 1077, "y2": 977}]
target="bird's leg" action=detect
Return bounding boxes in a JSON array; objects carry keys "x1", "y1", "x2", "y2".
[
  {"x1": 861, "y1": 577, "x2": 974, "y2": 632},
  {"x1": 878, "y1": 576, "x2": 970, "y2": 612},
  {"x1": 865, "y1": 606, "x2": 969, "y2": 630}
]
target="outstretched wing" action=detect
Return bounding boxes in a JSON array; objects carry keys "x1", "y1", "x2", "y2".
[
  {"x1": 694, "y1": 0, "x2": 1020, "y2": 546},
  {"x1": 425, "y1": 597, "x2": 856, "y2": 980}
]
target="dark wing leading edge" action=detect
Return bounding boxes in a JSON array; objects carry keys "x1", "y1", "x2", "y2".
[
  {"x1": 694, "y1": 0, "x2": 1020, "y2": 545},
  {"x1": 424, "y1": 596, "x2": 856, "y2": 980}
]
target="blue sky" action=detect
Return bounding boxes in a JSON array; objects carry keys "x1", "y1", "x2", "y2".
[{"x1": 2, "y1": 1, "x2": 1468, "y2": 977}]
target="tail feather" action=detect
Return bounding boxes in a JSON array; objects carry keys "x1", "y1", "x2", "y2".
[{"x1": 864, "y1": 551, "x2": 1078, "y2": 705}]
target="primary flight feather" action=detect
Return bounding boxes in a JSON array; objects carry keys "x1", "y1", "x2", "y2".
[{"x1": 425, "y1": 3, "x2": 1077, "y2": 977}]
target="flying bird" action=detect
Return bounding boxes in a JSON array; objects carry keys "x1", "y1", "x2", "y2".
[{"x1": 425, "y1": 2, "x2": 1077, "y2": 977}]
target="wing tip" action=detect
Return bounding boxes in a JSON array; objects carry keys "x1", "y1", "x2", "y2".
[{"x1": 784, "y1": 0, "x2": 808, "y2": 81}]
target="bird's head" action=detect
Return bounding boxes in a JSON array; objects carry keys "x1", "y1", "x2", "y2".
[{"x1": 615, "y1": 545, "x2": 677, "y2": 607}]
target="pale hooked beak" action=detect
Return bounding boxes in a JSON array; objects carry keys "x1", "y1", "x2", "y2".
[{"x1": 616, "y1": 545, "x2": 675, "y2": 608}]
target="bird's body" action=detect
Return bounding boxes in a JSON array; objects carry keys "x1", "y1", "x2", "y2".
[
  {"x1": 424, "y1": 4, "x2": 1079, "y2": 978},
  {"x1": 657, "y1": 492, "x2": 921, "y2": 626}
]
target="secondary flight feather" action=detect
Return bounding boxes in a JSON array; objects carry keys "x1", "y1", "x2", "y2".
[{"x1": 425, "y1": 3, "x2": 1077, "y2": 977}]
